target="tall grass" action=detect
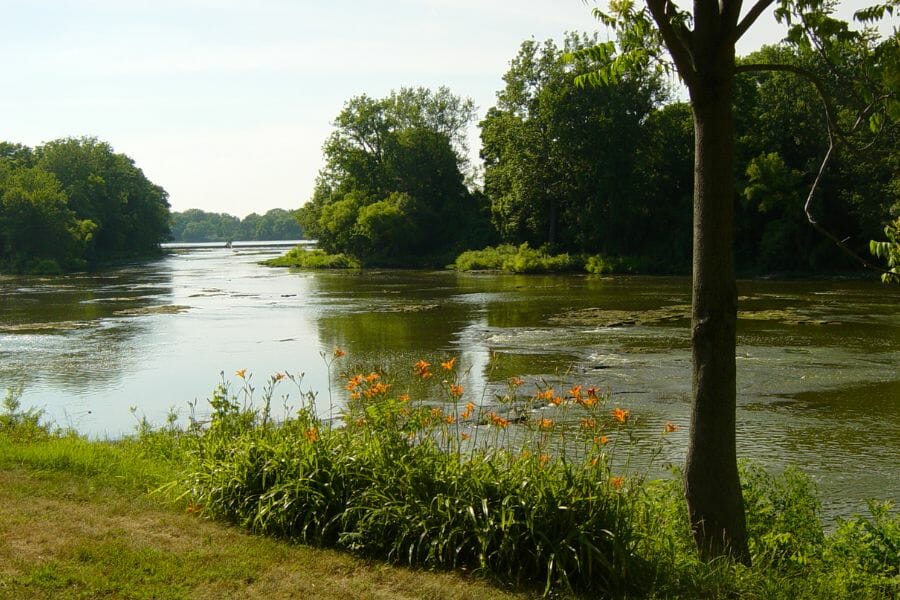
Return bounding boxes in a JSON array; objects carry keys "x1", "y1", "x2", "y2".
[{"x1": 179, "y1": 366, "x2": 651, "y2": 596}]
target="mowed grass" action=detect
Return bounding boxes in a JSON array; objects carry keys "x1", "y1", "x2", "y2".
[{"x1": 0, "y1": 437, "x2": 532, "y2": 600}]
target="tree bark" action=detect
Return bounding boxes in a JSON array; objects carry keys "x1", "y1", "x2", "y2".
[{"x1": 684, "y1": 69, "x2": 750, "y2": 564}]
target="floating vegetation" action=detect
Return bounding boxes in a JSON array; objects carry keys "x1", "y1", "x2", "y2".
[
  {"x1": 552, "y1": 305, "x2": 841, "y2": 327},
  {"x1": 737, "y1": 309, "x2": 841, "y2": 326},
  {"x1": 113, "y1": 305, "x2": 190, "y2": 316},
  {"x1": 0, "y1": 320, "x2": 95, "y2": 333},
  {"x1": 550, "y1": 305, "x2": 691, "y2": 327},
  {"x1": 385, "y1": 303, "x2": 440, "y2": 313}
]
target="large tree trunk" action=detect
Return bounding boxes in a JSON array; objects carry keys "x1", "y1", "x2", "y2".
[{"x1": 684, "y1": 71, "x2": 750, "y2": 564}]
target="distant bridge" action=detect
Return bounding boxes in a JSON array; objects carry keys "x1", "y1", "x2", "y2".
[{"x1": 161, "y1": 240, "x2": 317, "y2": 250}]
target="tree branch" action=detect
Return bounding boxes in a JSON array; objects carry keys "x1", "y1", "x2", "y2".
[
  {"x1": 736, "y1": 62, "x2": 892, "y2": 274},
  {"x1": 646, "y1": 0, "x2": 699, "y2": 87},
  {"x1": 735, "y1": 62, "x2": 874, "y2": 143},
  {"x1": 734, "y1": 0, "x2": 775, "y2": 43}
]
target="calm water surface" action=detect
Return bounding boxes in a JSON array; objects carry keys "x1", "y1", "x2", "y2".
[{"x1": 1, "y1": 247, "x2": 897, "y2": 520}]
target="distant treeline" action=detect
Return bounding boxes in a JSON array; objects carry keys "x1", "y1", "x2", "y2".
[
  {"x1": 0, "y1": 138, "x2": 170, "y2": 274},
  {"x1": 169, "y1": 208, "x2": 304, "y2": 243}
]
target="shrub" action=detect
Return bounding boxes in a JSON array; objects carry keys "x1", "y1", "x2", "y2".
[
  {"x1": 263, "y1": 247, "x2": 360, "y2": 269},
  {"x1": 453, "y1": 243, "x2": 581, "y2": 274}
]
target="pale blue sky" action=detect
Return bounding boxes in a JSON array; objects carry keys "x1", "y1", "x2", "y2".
[{"x1": 1, "y1": 0, "x2": 882, "y2": 217}]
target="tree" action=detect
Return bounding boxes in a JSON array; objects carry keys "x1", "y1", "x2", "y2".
[
  {"x1": 576, "y1": 0, "x2": 898, "y2": 561},
  {"x1": 481, "y1": 34, "x2": 664, "y2": 253},
  {"x1": 733, "y1": 43, "x2": 898, "y2": 272},
  {"x1": 0, "y1": 166, "x2": 95, "y2": 273},
  {"x1": 36, "y1": 137, "x2": 170, "y2": 259},
  {"x1": 299, "y1": 88, "x2": 491, "y2": 266}
]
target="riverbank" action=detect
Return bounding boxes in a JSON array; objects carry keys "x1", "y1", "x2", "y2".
[
  {"x1": 0, "y1": 435, "x2": 528, "y2": 600},
  {"x1": 2, "y1": 385, "x2": 897, "y2": 599}
]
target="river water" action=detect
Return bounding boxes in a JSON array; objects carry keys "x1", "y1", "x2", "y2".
[{"x1": 1, "y1": 246, "x2": 897, "y2": 520}]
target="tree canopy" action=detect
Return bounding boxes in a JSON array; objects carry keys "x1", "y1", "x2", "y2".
[
  {"x1": 0, "y1": 137, "x2": 170, "y2": 273},
  {"x1": 298, "y1": 87, "x2": 493, "y2": 266}
]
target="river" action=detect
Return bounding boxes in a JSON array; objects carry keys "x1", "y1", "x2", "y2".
[{"x1": 1, "y1": 245, "x2": 897, "y2": 521}]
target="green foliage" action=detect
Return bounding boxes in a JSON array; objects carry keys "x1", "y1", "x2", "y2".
[
  {"x1": 0, "y1": 137, "x2": 169, "y2": 273},
  {"x1": 178, "y1": 369, "x2": 651, "y2": 596},
  {"x1": 453, "y1": 244, "x2": 636, "y2": 275},
  {"x1": 169, "y1": 208, "x2": 303, "y2": 242},
  {"x1": 824, "y1": 500, "x2": 900, "y2": 596},
  {"x1": 740, "y1": 462, "x2": 825, "y2": 568},
  {"x1": 263, "y1": 247, "x2": 360, "y2": 269},
  {"x1": 298, "y1": 87, "x2": 493, "y2": 267},
  {"x1": 482, "y1": 34, "x2": 664, "y2": 257},
  {"x1": 870, "y1": 217, "x2": 900, "y2": 283},
  {"x1": 1, "y1": 386, "x2": 50, "y2": 442},
  {"x1": 0, "y1": 165, "x2": 95, "y2": 273},
  {"x1": 36, "y1": 137, "x2": 170, "y2": 261},
  {"x1": 453, "y1": 244, "x2": 579, "y2": 274}
]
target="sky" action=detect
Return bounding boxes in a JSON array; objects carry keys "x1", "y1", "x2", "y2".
[{"x1": 1, "y1": 0, "x2": 884, "y2": 217}]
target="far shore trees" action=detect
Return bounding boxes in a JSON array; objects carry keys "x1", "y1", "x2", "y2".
[{"x1": 169, "y1": 208, "x2": 304, "y2": 243}]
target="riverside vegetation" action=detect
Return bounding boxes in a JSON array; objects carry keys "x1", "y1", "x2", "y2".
[{"x1": 2, "y1": 353, "x2": 897, "y2": 599}]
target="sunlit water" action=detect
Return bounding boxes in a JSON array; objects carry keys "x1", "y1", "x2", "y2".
[{"x1": 1, "y1": 246, "x2": 897, "y2": 521}]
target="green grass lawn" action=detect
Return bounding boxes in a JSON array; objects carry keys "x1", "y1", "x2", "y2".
[{"x1": 0, "y1": 431, "x2": 532, "y2": 600}]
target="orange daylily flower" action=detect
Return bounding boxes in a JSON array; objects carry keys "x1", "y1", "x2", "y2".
[
  {"x1": 536, "y1": 389, "x2": 554, "y2": 402},
  {"x1": 363, "y1": 382, "x2": 391, "y2": 398},
  {"x1": 461, "y1": 401, "x2": 475, "y2": 420},
  {"x1": 612, "y1": 407, "x2": 630, "y2": 423},
  {"x1": 414, "y1": 360, "x2": 432, "y2": 378},
  {"x1": 489, "y1": 412, "x2": 510, "y2": 428},
  {"x1": 346, "y1": 374, "x2": 365, "y2": 390}
]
